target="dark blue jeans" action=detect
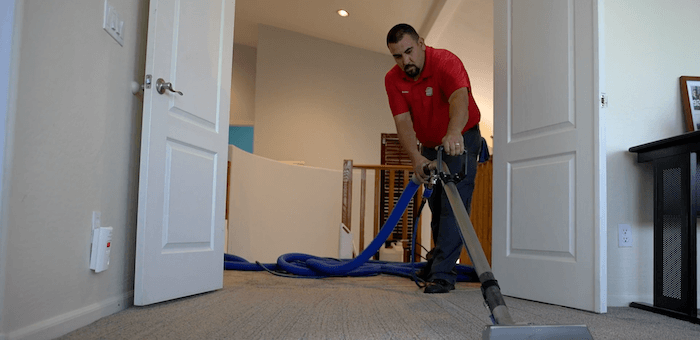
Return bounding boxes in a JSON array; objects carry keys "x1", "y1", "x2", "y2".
[{"x1": 421, "y1": 125, "x2": 482, "y2": 284}]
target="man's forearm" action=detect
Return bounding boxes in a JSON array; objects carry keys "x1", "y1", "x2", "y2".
[
  {"x1": 446, "y1": 87, "x2": 470, "y2": 135},
  {"x1": 393, "y1": 113, "x2": 423, "y2": 165}
]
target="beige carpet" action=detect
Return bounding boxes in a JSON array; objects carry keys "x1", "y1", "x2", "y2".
[{"x1": 57, "y1": 271, "x2": 700, "y2": 339}]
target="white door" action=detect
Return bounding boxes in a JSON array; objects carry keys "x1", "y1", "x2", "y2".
[
  {"x1": 134, "y1": 0, "x2": 235, "y2": 306},
  {"x1": 493, "y1": 0, "x2": 606, "y2": 313}
]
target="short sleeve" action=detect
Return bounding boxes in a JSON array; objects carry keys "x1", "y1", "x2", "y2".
[
  {"x1": 385, "y1": 71, "x2": 409, "y2": 116},
  {"x1": 437, "y1": 52, "x2": 471, "y2": 100}
]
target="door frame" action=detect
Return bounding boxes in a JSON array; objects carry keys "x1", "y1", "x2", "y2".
[{"x1": 0, "y1": 0, "x2": 22, "y2": 334}]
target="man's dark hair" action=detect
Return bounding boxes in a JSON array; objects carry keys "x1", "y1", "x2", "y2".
[{"x1": 386, "y1": 23, "x2": 419, "y2": 45}]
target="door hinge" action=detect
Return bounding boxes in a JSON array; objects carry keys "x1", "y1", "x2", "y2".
[{"x1": 600, "y1": 93, "x2": 608, "y2": 108}]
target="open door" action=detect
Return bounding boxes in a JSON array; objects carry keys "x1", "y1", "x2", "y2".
[
  {"x1": 492, "y1": 0, "x2": 606, "y2": 313},
  {"x1": 134, "y1": 0, "x2": 235, "y2": 306}
]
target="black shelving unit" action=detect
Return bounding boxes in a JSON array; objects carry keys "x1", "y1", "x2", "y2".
[{"x1": 629, "y1": 131, "x2": 700, "y2": 324}]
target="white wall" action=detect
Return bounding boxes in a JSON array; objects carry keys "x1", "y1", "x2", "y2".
[
  {"x1": 254, "y1": 25, "x2": 398, "y2": 171},
  {"x1": 252, "y1": 25, "x2": 433, "y2": 254},
  {"x1": 428, "y1": 0, "x2": 494, "y2": 148},
  {"x1": 230, "y1": 43, "x2": 256, "y2": 125},
  {"x1": 1, "y1": 1, "x2": 148, "y2": 338},
  {"x1": 605, "y1": 0, "x2": 700, "y2": 306},
  {"x1": 228, "y1": 146, "x2": 341, "y2": 263}
]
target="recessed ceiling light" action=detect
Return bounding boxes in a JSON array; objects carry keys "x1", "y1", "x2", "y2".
[{"x1": 337, "y1": 9, "x2": 349, "y2": 17}]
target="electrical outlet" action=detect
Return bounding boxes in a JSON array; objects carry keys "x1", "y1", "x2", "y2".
[{"x1": 618, "y1": 224, "x2": 632, "y2": 247}]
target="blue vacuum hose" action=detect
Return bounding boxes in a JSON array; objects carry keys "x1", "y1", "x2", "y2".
[
  {"x1": 224, "y1": 178, "x2": 476, "y2": 282},
  {"x1": 304, "y1": 179, "x2": 420, "y2": 275}
]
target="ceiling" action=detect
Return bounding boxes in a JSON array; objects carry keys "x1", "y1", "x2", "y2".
[{"x1": 233, "y1": 0, "x2": 451, "y2": 55}]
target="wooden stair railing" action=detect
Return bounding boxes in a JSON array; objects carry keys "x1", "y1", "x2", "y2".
[
  {"x1": 459, "y1": 158, "x2": 493, "y2": 266},
  {"x1": 342, "y1": 158, "x2": 494, "y2": 265},
  {"x1": 342, "y1": 160, "x2": 423, "y2": 262}
]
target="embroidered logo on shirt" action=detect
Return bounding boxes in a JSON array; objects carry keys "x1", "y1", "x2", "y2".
[
  {"x1": 425, "y1": 87, "x2": 433, "y2": 97},
  {"x1": 402, "y1": 91, "x2": 409, "y2": 94}
]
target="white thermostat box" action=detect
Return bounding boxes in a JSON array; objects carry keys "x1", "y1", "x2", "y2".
[{"x1": 90, "y1": 227, "x2": 113, "y2": 273}]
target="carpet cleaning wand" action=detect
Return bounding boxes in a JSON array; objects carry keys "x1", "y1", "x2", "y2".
[
  {"x1": 424, "y1": 147, "x2": 514, "y2": 326},
  {"x1": 425, "y1": 147, "x2": 593, "y2": 339}
]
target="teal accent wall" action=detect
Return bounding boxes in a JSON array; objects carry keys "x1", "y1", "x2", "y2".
[{"x1": 229, "y1": 126, "x2": 254, "y2": 153}]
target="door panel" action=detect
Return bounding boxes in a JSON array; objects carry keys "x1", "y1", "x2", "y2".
[
  {"x1": 134, "y1": 0, "x2": 235, "y2": 306},
  {"x1": 170, "y1": 1, "x2": 221, "y2": 123},
  {"x1": 493, "y1": 0, "x2": 606, "y2": 313},
  {"x1": 511, "y1": 0, "x2": 574, "y2": 137},
  {"x1": 510, "y1": 154, "x2": 574, "y2": 257},
  {"x1": 162, "y1": 141, "x2": 216, "y2": 249}
]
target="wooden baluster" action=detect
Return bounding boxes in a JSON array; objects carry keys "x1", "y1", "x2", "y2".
[
  {"x1": 373, "y1": 169, "x2": 382, "y2": 259},
  {"x1": 388, "y1": 170, "x2": 395, "y2": 242},
  {"x1": 415, "y1": 184, "x2": 423, "y2": 261},
  {"x1": 341, "y1": 163, "x2": 430, "y2": 262},
  {"x1": 342, "y1": 160, "x2": 352, "y2": 231},
  {"x1": 401, "y1": 170, "x2": 410, "y2": 261},
  {"x1": 359, "y1": 169, "x2": 367, "y2": 252},
  {"x1": 402, "y1": 170, "x2": 409, "y2": 241}
]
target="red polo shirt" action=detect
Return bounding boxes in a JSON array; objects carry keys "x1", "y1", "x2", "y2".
[{"x1": 385, "y1": 46, "x2": 480, "y2": 148}]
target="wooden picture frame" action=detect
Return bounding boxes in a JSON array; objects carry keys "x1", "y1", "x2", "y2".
[{"x1": 680, "y1": 76, "x2": 700, "y2": 131}]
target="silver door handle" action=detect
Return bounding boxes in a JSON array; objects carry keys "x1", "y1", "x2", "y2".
[{"x1": 155, "y1": 78, "x2": 183, "y2": 96}]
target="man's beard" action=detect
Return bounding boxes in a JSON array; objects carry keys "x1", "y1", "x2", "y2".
[{"x1": 404, "y1": 64, "x2": 420, "y2": 78}]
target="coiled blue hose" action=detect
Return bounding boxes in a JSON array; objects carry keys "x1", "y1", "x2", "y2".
[
  {"x1": 224, "y1": 179, "x2": 476, "y2": 282},
  {"x1": 224, "y1": 253, "x2": 476, "y2": 281},
  {"x1": 304, "y1": 179, "x2": 420, "y2": 275}
]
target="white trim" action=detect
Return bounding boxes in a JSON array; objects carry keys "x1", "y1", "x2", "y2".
[
  {"x1": 6, "y1": 292, "x2": 133, "y2": 340},
  {"x1": 0, "y1": 0, "x2": 22, "y2": 336},
  {"x1": 594, "y1": 0, "x2": 608, "y2": 314},
  {"x1": 608, "y1": 294, "x2": 652, "y2": 308}
]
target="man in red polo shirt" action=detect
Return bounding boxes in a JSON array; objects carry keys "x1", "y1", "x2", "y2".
[{"x1": 385, "y1": 23, "x2": 483, "y2": 293}]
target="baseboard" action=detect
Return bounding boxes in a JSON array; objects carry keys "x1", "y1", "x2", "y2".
[
  {"x1": 607, "y1": 294, "x2": 652, "y2": 307},
  {"x1": 7, "y1": 291, "x2": 133, "y2": 340}
]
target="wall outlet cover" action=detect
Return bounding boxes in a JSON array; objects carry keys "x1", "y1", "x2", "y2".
[{"x1": 618, "y1": 224, "x2": 632, "y2": 247}]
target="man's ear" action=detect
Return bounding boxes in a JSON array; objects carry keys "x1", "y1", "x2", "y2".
[{"x1": 418, "y1": 37, "x2": 426, "y2": 50}]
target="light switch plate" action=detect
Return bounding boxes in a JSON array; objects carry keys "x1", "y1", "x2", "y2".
[{"x1": 103, "y1": 0, "x2": 124, "y2": 46}]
